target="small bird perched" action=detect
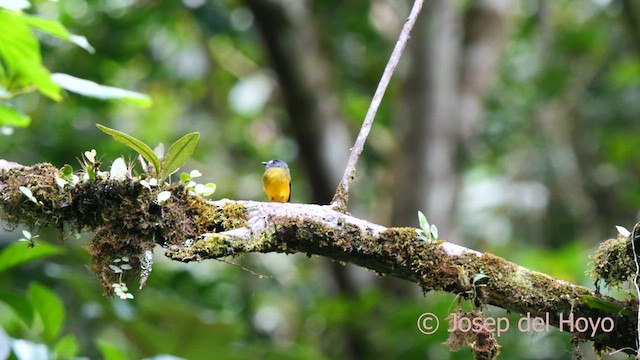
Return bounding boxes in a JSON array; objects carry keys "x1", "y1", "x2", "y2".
[{"x1": 261, "y1": 159, "x2": 291, "y2": 202}]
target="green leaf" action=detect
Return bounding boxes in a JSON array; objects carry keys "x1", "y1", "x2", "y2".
[
  {"x1": 28, "y1": 282, "x2": 65, "y2": 342},
  {"x1": 0, "y1": 0, "x2": 31, "y2": 11},
  {"x1": 0, "y1": 102, "x2": 30, "y2": 127},
  {"x1": 85, "y1": 165, "x2": 96, "y2": 180},
  {"x1": 31, "y1": 66, "x2": 62, "y2": 101},
  {"x1": 159, "y1": 132, "x2": 199, "y2": 180},
  {"x1": 0, "y1": 241, "x2": 65, "y2": 273},
  {"x1": 22, "y1": 15, "x2": 68, "y2": 38},
  {"x1": 54, "y1": 334, "x2": 79, "y2": 359},
  {"x1": 61, "y1": 164, "x2": 73, "y2": 179},
  {"x1": 416, "y1": 211, "x2": 439, "y2": 241},
  {"x1": 22, "y1": 15, "x2": 95, "y2": 53},
  {"x1": 417, "y1": 211, "x2": 429, "y2": 233},
  {"x1": 430, "y1": 224, "x2": 438, "y2": 240},
  {"x1": 0, "y1": 290, "x2": 34, "y2": 326},
  {"x1": 96, "y1": 339, "x2": 128, "y2": 360},
  {"x1": 51, "y1": 73, "x2": 151, "y2": 107},
  {"x1": 0, "y1": 10, "x2": 61, "y2": 101},
  {"x1": 96, "y1": 124, "x2": 160, "y2": 175}
]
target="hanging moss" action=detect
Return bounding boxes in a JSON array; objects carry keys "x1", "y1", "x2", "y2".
[
  {"x1": 0, "y1": 163, "x2": 216, "y2": 294},
  {"x1": 445, "y1": 309, "x2": 502, "y2": 360},
  {"x1": 589, "y1": 235, "x2": 634, "y2": 289}
]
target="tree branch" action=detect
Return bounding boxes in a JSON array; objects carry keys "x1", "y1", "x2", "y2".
[
  {"x1": 331, "y1": 0, "x2": 424, "y2": 211},
  {"x1": 0, "y1": 160, "x2": 635, "y2": 353}
]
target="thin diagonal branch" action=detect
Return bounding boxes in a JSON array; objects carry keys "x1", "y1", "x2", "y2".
[{"x1": 331, "y1": 0, "x2": 424, "y2": 211}]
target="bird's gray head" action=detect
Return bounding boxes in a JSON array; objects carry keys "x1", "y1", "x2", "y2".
[{"x1": 261, "y1": 159, "x2": 289, "y2": 170}]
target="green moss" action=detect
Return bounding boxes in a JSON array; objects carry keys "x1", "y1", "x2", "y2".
[
  {"x1": 222, "y1": 202, "x2": 248, "y2": 228},
  {"x1": 0, "y1": 163, "x2": 222, "y2": 295},
  {"x1": 589, "y1": 235, "x2": 634, "y2": 289},
  {"x1": 250, "y1": 230, "x2": 279, "y2": 253},
  {"x1": 376, "y1": 228, "x2": 458, "y2": 291},
  {"x1": 194, "y1": 233, "x2": 231, "y2": 255},
  {"x1": 0, "y1": 163, "x2": 69, "y2": 230},
  {"x1": 210, "y1": 202, "x2": 247, "y2": 232}
]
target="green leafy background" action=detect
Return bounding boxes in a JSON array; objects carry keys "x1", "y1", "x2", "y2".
[{"x1": 1, "y1": 0, "x2": 638, "y2": 359}]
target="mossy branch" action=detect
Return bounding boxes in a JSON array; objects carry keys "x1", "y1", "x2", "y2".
[{"x1": 0, "y1": 161, "x2": 637, "y2": 353}]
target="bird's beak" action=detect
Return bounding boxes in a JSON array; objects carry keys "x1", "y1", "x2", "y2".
[{"x1": 261, "y1": 161, "x2": 268, "y2": 166}]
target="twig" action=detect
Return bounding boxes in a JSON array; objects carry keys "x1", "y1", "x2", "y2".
[
  {"x1": 216, "y1": 258, "x2": 271, "y2": 279},
  {"x1": 330, "y1": 0, "x2": 424, "y2": 211},
  {"x1": 631, "y1": 223, "x2": 640, "y2": 356}
]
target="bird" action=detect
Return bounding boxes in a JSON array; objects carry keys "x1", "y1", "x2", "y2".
[{"x1": 261, "y1": 159, "x2": 291, "y2": 202}]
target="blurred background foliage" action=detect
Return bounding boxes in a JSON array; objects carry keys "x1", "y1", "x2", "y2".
[{"x1": 1, "y1": 0, "x2": 640, "y2": 358}]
